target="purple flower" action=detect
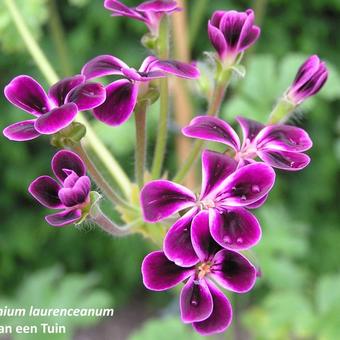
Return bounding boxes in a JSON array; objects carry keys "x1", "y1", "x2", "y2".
[
  {"x1": 82, "y1": 55, "x2": 199, "y2": 126},
  {"x1": 286, "y1": 55, "x2": 328, "y2": 105},
  {"x1": 104, "y1": 0, "x2": 180, "y2": 35},
  {"x1": 208, "y1": 9, "x2": 260, "y2": 65},
  {"x1": 29, "y1": 150, "x2": 91, "y2": 226},
  {"x1": 142, "y1": 213, "x2": 256, "y2": 335},
  {"x1": 3, "y1": 75, "x2": 106, "y2": 141},
  {"x1": 141, "y1": 150, "x2": 275, "y2": 259},
  {"x1": 183, "y1": 116, "x2": 313, "y2": 171}
]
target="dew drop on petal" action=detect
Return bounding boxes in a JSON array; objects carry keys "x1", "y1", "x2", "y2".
[
  {"x1": 236, "y1": 237, "x2": 243, "y2": 244},
  {"x1": 190, "y1": 298, "x2": 198, "y2": 306},
  {"x1": 223, "y1": 235, "x2": 232, "y2": 244},
  {"x1": 251, "y1": 184, "x2": 260, "y2": 193},
  {"x1": 290, "y1": 161, "x2": 295, "y2": 167},
  {"x1": 241, "y1": 194, "x2": 247, "y2": 201}
]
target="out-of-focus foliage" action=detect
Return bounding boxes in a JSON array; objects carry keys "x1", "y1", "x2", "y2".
[
  {"x1": 129, "y1": 316, "x2": 202, "y2": 340},
  {"x1": 0, "y1": 0, "x2": 339, "y2": 338},
  {"x1": 0, "y1": 266, "x2": 112, "y2": 340}
]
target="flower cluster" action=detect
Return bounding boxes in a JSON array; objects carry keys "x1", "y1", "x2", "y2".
[
  {"x1": 3, "y1": 75, "x2": 105, "y2": 141},
  {"x1": 3, "y1": 0, "x2": 330, "y2": 337},
  {"x1": 29, "y1": 150, "x2": 91, "y2": 226},
  {"x1": 81, "y1": 55, "x2": 199, "y2": 126}
]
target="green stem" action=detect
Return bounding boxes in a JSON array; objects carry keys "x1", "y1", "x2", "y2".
[
  {"x1": 267, "y1": 97, "x2": 295, "y2": 124},
  {"x1": 73, "y1": 144, "x2": 135, "y2": 210},
  {"x1": 90, "y1": 207, "x2": 132, "y2": 237},
  {"x1": 151, "y1": 17, "x2": 169, "y2": 179},
  {"x1": 173, "y1": 80, "x2": 229, "y2": 183},
  {"x1": 47, "y1": 0, "x2": 73, "y2": 76},
  {"x1": 5, "y1": 0, "x2": 131, "y2": 198},
  {"x1": 134, "y1": 102, "x2": 148, "y2": 189}
]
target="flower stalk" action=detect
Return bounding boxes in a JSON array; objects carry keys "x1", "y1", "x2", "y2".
[
  {"x1": 72, "y1": 143, "x2": 134, "y2": 210},
  {"x1": 173, "y1": 73, "x2": 231, "y2": 183},
  {"x1": 151, "y1": 17, "x2": 170, "y2": 179},
  {"x1": 267, "y1": 98, "x2": 295, "y2": 124},
  {"x1": 134, "y1": 101, "x2": 148, "y2": 189},
  {"x1": 89, "y1": 206, "x2": 132, "y2": 237}
]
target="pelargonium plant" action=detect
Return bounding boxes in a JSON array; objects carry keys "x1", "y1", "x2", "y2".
[{"x1": 4, "y1": 0, "x2": 328, "y2": 336}]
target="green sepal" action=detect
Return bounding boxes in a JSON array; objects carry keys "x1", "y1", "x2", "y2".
[
  {"x1": 141, "y1": 33, "x2": 158, "y2": 51},
  {"x1": 50, "y1": 122, "x2": 86, "y2": 148},
  {"x1": 138, "y1": 83, "x2": 160, "y2": 105},
  {"x1": 75, "y1": 191, "x2": 102, "y2": 225}
]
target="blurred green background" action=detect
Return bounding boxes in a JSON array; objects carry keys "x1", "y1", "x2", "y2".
[{"x1": 0, "y1": 0, "x2": 339, "y2": 339}]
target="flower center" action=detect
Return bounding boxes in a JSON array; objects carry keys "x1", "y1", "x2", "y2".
[
  {"x1": 197, "y1": 262, "x2": 211, "y2": 279},
  {"x1": 235, "y1": 139, "x2": 257, "y2": 161},
  {"x1": 199, "y1": 199, "x2": 215, "y2": 210}
]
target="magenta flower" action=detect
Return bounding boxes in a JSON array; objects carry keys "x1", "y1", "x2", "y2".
[
  {"x1": 141, "y1": 150, "x2": 275, "y2": 262},
  {"x1": 82, "y1": 55, "x2": 199, "y2": 126},
  {"x1": 29, "y1": 150, "x2": 91, "y2": 227},
  {"x1": 3, "y1": 75, "x2": 106, "y2": 141},
  {"x1": 183, "y1": 116, "x2": 313, "y2": 171},
  {"x1": 104, "y1": 0, "x2": 180, "y2": 35},
  {"x1": 142, "y1": 213, "x2": 256, "y2": 335},
  {"x1": 208, "y1": 9, "x2": 260, "y2": 65},
  {"x1": 286, "y1": 55, "x2": 328, "y2": 105}
]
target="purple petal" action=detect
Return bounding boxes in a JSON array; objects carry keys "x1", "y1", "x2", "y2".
[
  {"x1": 208, "y1": 21, "x2": 228, "y2": 60},
  {"x1": 52, "y1": 150, "x2": 86, "y2": 183},
  {"x1": 142, "y1": 251, "x2": 194, "y2": 291},
  {"x1": 81, "y1": 54, "x2": 127, "y2": 80},
  {"x1": 245, "y1": 194, "x2": 268, "y2": 209},
  {"x1": 216, "y1": 163, "x2": 275, "y2": 206},
  {"x1": 255, "y1": 125, "x2": 312, "y2": 152},
  {"x1": 58, "y1": 176, "x2": 91, "y2": 207},
  {"x1": 193, "y1": 280, "x2": 232, "y2": 335},
  {"x1": 211, "y1": 249, "x2": 256, "y2": 293},
  {"x1": 180, "y1": 276, "x2": 213, "y2": 323},
  {"x1": 219, "y1": 10, "x2": 248, "y2": 52},
  {"x1": 48, "y1": 75, "x2": 85, "y2": 107},
  {"x1": 45, "y1": 209, "x2": 82, "y2": 227},
  {"x1": 164, "y1": 209, "x2": 199, "y2": 267},
  {"x1": 3, "y1": 119, "x2": 40, "y2": 141},
  {"x1": 149, "y1": 60, "x2": 200, "y2": 79},
  {"x1": 28, "y1": 176, "x2": 63, "y2": 209},
  {"x1": 210, "y1": 207, "x2": 261, "y2": 250},
  {"x1": 104, "y1": 0, "x2": 146, "y2": 23},
  {"x1": 92, "y1": 80, "x2": 138, "y2": 126},
  {"x1": 236, "y1": 116, "x2": 265, "y2": 143},
  {"x1": 200, "y1": 150, "x2": 238, "y2": 199},
  {"x1": 139, "y1": 56, "x2": 159, "y2": 73},
  {"x1": 210, "y1": 11, "x2": 225, "y2": 27},
  {"x1": 141, "y1": 180, "x2": 196, "y2": 222},
  {"x1": 4, "y1": 75, "x2": 51, "y2": 116},
  {"x1": 65, "y1": 82, "x2": 106, "y2": 110},
  {"x1": 63, "y1": 170, "x2": 79, "y2": 188},
  {"x1": 182, "y1": 116, "x2": 240, "y2": 150},
  {"x1": 289, "y1": 55, "x2": 328, "y2": 104},
  {"x1": 257, "y1": 149, "x2": 311, "y2": 171},
  {"x1": 136, "y1": 0, "x2": 179, "y2": 13},
  {"x1": 239, "y1": 26, "x2": 260, "y2": 51},
  {"x1": 34, "y1": 103, "x2": 78, "y2": 135},
  {"x1": 292, "y1": 55, "x2": 321, "y2": 89},
  {"x1": 237, "y1": 9, "x2": 260, "y2": 52},
  {"x1": 191, "y1": 210, "x2": 221, "y2": 262}
]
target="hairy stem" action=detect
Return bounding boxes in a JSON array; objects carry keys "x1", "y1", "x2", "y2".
[
  {"x1": 90, "y1": 208, "x2": 132, "y2": 237},
  {"x1": 134, "y1": 102, "x2": 148, "y2": 189},
  {"x1": 173, "y1": 80, "x2": 229, "y2": 183},
  {"x1": 73, "y1": 144, "x2": 135, "y2": 210},
  {"x1": 47, "y1": 0, "x2": 73, "y2": 76},
  {"x1": 151, "y1": 17, "x2": 169, "y2": 179},
  {"x1": 5, "y1": 0, "x2": 131, "y2": 198}
]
